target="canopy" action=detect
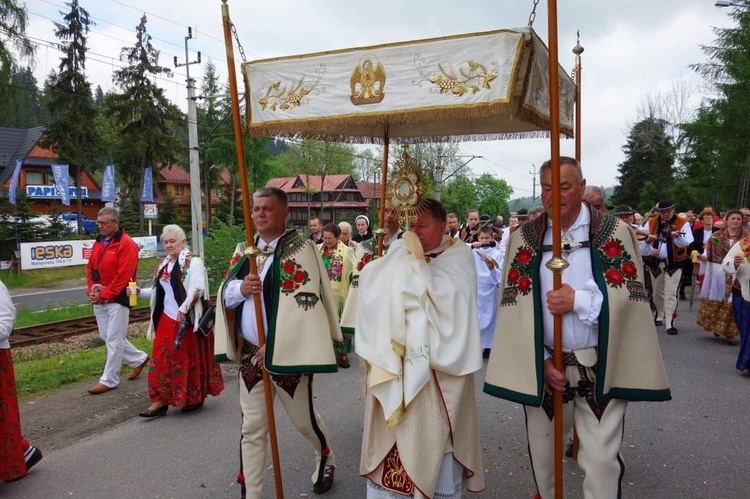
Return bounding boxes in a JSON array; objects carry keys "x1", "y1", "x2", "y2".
[{"x1": 242, "y1": 27, "x2": 575, "y2": 143}]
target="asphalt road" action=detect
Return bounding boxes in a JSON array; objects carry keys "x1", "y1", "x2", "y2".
[
  {"x1": 9, "y1": 285, "x2": 89, "y2": 312},
  {"x1": 3, "y1": 301, "x2": 749, "y2": 498}
]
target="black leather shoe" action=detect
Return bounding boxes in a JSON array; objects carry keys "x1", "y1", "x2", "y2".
[
  {"x1": 139, "y1": 405, "x2": 168, "y2": 418},
  {"x1": 654, "y1": 319, "x2": 663, "y2": 327},
  {"x1": 667, "y1": 327, "x2": 678, "y2": 335},
  {"x1": 181, "y1": 402, "x2": 204, "y2": 413},
  {"x1": 313, "y1": 464, "x2": 335, "y2": 494}
]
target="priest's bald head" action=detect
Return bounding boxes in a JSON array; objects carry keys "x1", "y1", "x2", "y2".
[{"x1": 410, "y1": 198, "x2": 447, "y2": 252}]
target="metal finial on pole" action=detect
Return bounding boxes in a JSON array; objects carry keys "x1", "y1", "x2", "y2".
[{"x1": 573, "y1": 30, "x2": 584, "y2": 163}]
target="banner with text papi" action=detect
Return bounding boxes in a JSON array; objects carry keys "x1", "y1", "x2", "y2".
[{"x1": 20, "y1": 236, "x2": 158, "y2": 270}]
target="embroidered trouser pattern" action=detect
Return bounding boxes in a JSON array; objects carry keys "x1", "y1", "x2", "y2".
[
  {"x1": 525, "y1": 363, "x2": 627, "y2": 499},
  {"x1": 238, "y1": 354, "x2": 335, "y2": 499},
  {"x1": 650, "y1": 264, "x2": 682, "y2": 328}
]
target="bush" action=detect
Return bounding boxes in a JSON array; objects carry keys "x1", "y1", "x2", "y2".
[{"x1": 203, "y1": 219, "x2": 245, "y2": 291}]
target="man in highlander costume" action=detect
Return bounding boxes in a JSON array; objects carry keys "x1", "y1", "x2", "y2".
[
  {"x1": 484, "y1": 157, "x2": 671, "y2": 499},
  {"x1": 357, "y1": 197, "x2": 484, "y2": 498},
  {"x1": 217, "y1": 187, "x2": 344, "y2": 498}
]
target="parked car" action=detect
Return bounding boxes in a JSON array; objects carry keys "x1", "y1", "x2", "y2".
[{"x1": 60, "y1": 213, "x2": 98, "y2": 234}]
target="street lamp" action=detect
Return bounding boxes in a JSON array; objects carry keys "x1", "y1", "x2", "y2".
[{"x1": 716, "y1": 1, "x2": 741, "y2": 7}]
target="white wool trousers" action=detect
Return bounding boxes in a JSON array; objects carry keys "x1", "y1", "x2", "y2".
[
  {"x1": 93, "y1": 302, "x2": 148, "y2": 388},
  {"x1": 239, "y1": 371, "x2": 335, "y2": 499},
  {"x1": 524, "y1": 364, "x2": 628, "y2": 499}
]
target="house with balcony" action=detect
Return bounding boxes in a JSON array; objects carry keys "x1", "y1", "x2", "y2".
[
  {"x1": 0, "y1": 126, "x2": 104, "y2": 218},
  {"x1": 266, "y1": 174, "x2": 383, "y2": 228},
  {"x1": 155, "y1": 164, "x2": 233, "y2": 224}
]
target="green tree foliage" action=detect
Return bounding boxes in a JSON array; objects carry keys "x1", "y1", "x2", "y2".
[
  {"x1": 610, "y1": 117, "x2": 675, "y2": 210},
  {"x1": 203, "y1": 219, "x2": 245, "y2": 289},
  {"x1": 46, "y1": 202, "x2": 72, "y2": 239},
  {"x1": 673, "y1": 106, "x2": 723, "y2": 210},
  {"x1": 158, "y1": 191, "x2": 181, "y2": 226},
  {"x1": 198, "y1": 72, "x2": 276, "y2": 225},
  {"x1": 0, "y1": 192, "x2": 45, "y2": 257},
  {"x1": 0, "y1": 0, "x2": 34, "y2": 86},
  {"x1": 107, "y1": 15, "x2": 184, "y2": 226},
  {"x1": 688, "y1": 1, "x2": 750, "y2": 209},
  {"x1": 441, "y1": 176, "x2": 478, "y2": 220},
  {"x1": 0, "y1": 66, "x2": 47, "y2": 127},
  {"x1": 474, "y1": 173, "x2": 513, "y2": 218},
  {"x1": 43, "y1": 0, "x2": 100, "y2": 235}
]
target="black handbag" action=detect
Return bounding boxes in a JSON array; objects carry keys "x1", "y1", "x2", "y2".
[{"x1": 196, "y1": 299, "x2": 216, "y2": 337}]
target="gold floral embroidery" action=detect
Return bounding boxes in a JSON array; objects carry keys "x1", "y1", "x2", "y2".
[
  {"x1": 414, "y1": 56, "x2": 497, "y2": 96},
  {"x1": 258, "y1": 65, "x2": 325, "y2": 111},
  {"x1": 382, "y1": 446, "x2": 413, "y2": 494}
]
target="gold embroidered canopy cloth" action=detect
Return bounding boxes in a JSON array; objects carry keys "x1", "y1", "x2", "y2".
[{"x1": 241, "y1": 27, "x2": 575, "y2": 142}]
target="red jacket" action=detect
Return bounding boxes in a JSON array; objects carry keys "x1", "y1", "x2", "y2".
[{"x1": 86, "y1": 228, "x2": 139, "y2": 305}]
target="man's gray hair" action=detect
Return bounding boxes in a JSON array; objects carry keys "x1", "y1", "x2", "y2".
[
  {"x1": 584, "y1": 185, "x2": 606, "y2": 201},
  {"x1": 539, "y1": 156, "x2": 582, "y2": 182},
  {"x1": 98, "y1": 206, "x2": 120, "y2": 222}
]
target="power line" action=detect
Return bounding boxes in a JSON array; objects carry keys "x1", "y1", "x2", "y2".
[{"x1": 26, "y1": 7, "x2": 230, "y2": 86}]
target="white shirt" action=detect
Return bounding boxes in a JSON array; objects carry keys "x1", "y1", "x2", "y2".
[
  {"x1": 223, "y1": 235, "x2": 281, "y2": 346},
  {"x1": 639, "y1": 218, "x2": 694, "y2": 259},
  {"x1": 540, "y1": 205, "x2": 604, "y2": 359},
  {"x1": 0, "y1": 280, "x2": 16, "y2": 349}
]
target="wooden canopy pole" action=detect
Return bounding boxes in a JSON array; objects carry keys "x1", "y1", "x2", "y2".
[
  {"x1": 545, "y1": 2, "x2": 567, "y2": 499},
  {"x1": 375, "y1": 123, "x2": 390, "y2": 257},
  {"x1": 221, "y1": 2, "x2": 284, "y2": 497}
]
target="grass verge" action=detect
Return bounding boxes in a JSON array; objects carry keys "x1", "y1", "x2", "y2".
[
  {"x1": 13, "y1": 337, "x2": 152, "y2": 397},
  {"x1": 1, "y1": 258, "x2": 162, "y2": 289},
  {"x1": 13, "y1": 298, "x2": 150, "y2": 328}
]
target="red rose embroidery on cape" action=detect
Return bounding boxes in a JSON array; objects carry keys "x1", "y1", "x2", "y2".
[{"x1": 280, "y1": 258, "x2": 309, "y2": 295}]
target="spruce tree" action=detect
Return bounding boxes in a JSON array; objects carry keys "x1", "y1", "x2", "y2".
[
  {"x1": 43, "y1": 0, "x2": 100, "y2": 234},
  {"x1": 108, "y1": 15, "x2": 184, "y2": 231}
]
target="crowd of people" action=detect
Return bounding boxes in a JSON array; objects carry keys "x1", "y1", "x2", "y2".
[{"x1": 4, "y1": 160, "x2": 750, "y2": 498}]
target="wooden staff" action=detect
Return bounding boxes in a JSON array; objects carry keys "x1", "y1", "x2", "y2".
[
  {"x1": 221, "y1": 2, "x2": 284, "y2": 497},
  {"x1": 545, "y1": 2, "x2": 567, "y2": 499},
  {"x1": 375, "y1": 123, "x2": 390, "y2": 257}
]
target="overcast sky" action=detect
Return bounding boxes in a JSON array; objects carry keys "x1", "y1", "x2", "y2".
[{"x1": 23, "y1": 0, "x2": 735, "y2": 200}]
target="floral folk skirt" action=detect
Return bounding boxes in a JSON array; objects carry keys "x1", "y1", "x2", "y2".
[
  {"x1": 0, "y1": 349, "x2": 28, "y2": 481},
  {"x1": 697, "y1": 298, "x2": 739, "y2": 339},
  {"x1": 148, "y1": 314, "x2": 224, "y2": 407}
]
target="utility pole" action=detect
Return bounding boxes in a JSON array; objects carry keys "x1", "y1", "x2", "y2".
[
  {"x1": 434, "y1": 155, "x2": 445, "y2": 201},
  {"x1": 434, "y1": 155, "x2": 482, "y2": 200},
  {"x1": 174, "y1": 28, "x2": 202, "y2": 257},
  {"x1": 529, "y1": 164, "x2": 538, "y2": 199}
]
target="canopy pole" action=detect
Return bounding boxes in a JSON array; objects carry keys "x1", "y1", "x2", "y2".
[
  {"x1": 221, "y1": 2, "x2": 284, "y2": 498},
  {"x1": 574, "y1": 31, "x2": 584, "y2": 163},
  {"x1": 545, "y1": 2, "x2": 567, "y2": 499},
  {"x1": 375, "y1": 123, "x2": 390, "y2": 257}
]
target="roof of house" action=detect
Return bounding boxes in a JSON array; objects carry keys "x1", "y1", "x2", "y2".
[
  {"x1": 355, "y1": 181, "x2": 384, "y2": 199},
  {"x1": 157, "y1": 164, "x2": 233, "y2": 185},
  {"x1": 268, "y1": 174, "x2": 363, "y2": 193},
  {"x1": 0, "y1": 126, "x2": 46, "y2": 185}
]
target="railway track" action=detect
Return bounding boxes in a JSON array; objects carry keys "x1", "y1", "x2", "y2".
[
  {"x1": 9, "y1": 306, "x2": 152, "y2": 348},
  {"x1": 9, "y1": 296, "x2": 217, "y2": 348}
]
